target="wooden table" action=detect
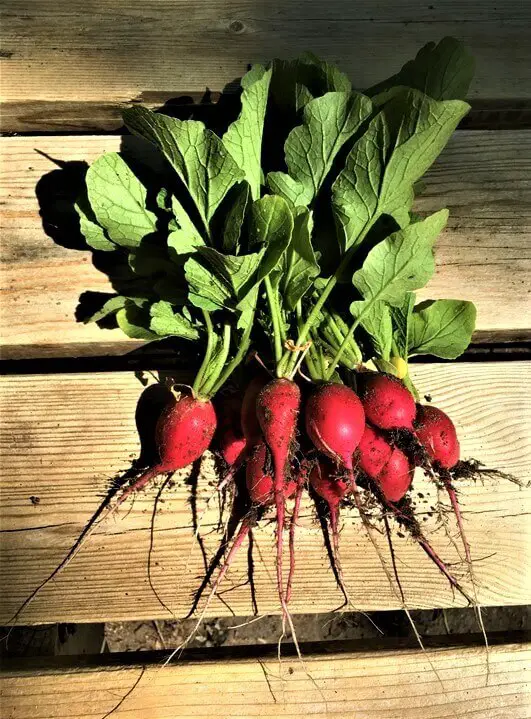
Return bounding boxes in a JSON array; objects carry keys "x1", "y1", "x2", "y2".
[{"x1": 1, "y1": 2, "x2": 530, "y2": 716}]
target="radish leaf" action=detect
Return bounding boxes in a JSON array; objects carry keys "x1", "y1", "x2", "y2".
[
  {"x1": 116, "y1": 301, "x2": 159, "y2": 340},
  {"x1": 75, "y1": 197, "x2": 116, "y2": 252},
  {"x1": 223, "y1": 65, "x2": 272, "y2": 200},
  {"x1": 85, "y1": 152, "x2": 157, "y2": 248},
  {"x1": 408, "y1": 299, "x2": 476, "y2": 358},
  {"x1": 390, "y1": 292, "x2": 415, "y2": 357},
  {"x1": 353, "y1": 210, "x2": 448, "y2": 306},
  {"x1": 332, "y1": 90, "x2": 468, "y2": 251},
  {"x1": 367, "y1": 37, "x2": 475, "y2": 101},
  {"x1": 267, "y1": 91, "x2": 372, "y2": 207},
  {"x1": 123, "y1": 107, "x2": 244, "y2": 236},
  {"x1": 150, "y1": 300, "x2": 199, "y2": 339}
]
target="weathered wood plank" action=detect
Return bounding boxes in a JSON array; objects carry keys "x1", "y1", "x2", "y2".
[
  {"x1": 2, "y1": 1, "x2": 531, "y2": 133},
  {"x1": 0, "y1": 363, "x2": 529, "y2": 624},
  {"x1": 1, "y1": 131, "x2": 530, "y2": 359},
  {"x1": 2, "y1": 643, "x2": 529, "y2": 719}
]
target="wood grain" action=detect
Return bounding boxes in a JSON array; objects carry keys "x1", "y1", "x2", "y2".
[
  {"x1": 1, "y1": 0, "x2": 531, "y2": 132},
  {"x1": 1, "y1": 131, "x2": 530, "y2": 360},
  {"x1": 0, "y1": 363, "x2": 529, "y2": 625},
  {"x1": 2, "y1": 643, "x2": 529, "y2": 719}
]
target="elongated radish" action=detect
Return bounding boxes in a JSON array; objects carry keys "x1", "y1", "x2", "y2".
[
  {"x1": 256, "y1": 378, "x2": 301, "y2": 618},
  {"x1": 309, "y1": 461, "x2": 349, "y2": 604},
  {"x1": 9, "y1": 392, "x2": 217, "y2": 625},
  {"x1": 358, "y1": 373, "x2": 416, "y2": 430},
  {"x1": 286, "y1": 461, "x2": 309, "y2": 604},
  {"x1": 246, "y1": 441, "x2": 297, "y2": 506}
]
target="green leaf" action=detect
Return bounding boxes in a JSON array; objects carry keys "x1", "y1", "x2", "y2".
[
  {"x1": 332, "y1": 90, "x2": 468, "y2": 252},
  {"x1": 184, "y1": 257, "x2": 232, "y2": 312},
  {"x1": 267, "y1": 91, "x2": 372, "y2": 207},
  {"x1": 367, "y1": 37, "x2": 475, "y2": 101},
  {"x1": 223, "y1": 66, "x2": 272, "y2": 199},
  {"x1": 83, "y1": 295, "x2": 128, "y2": 324},
  {"x1": 390, "y1": 292, "x2": 415, "y2": 357},
  {"x1": 123, "y1": 106, "x2": 244, "y2": 234},
  {"x1": 167, "y1": 194, "x2": 205, "y2": 261},
  {"x1": 149, "y1": 300, "x2": 199, "y2": 339},
  {"x1": 85, "y1": 152, "x2": 157, "y2": 248},
  {"x1": 249, "y1": 195, "x2": 294, "y2": 285},
  {"x1": 198, "y1": 247, "x2": 264, "y2": 301},
  {"x1": 350, "y1": 300, "x2": 392, "y2": 360},
  {"x1": 75, "y1": 198, "x2": 116, "y2": 252},
  {"x1": 409, "y1": 299, "x2": 476, "y2": 358},
  {"x1": 270, "y1": 55, "x2": 351, "y2": 113},
  {"x1": 298, "y1": 52, "x2": 352, "y2": 93},
  {"x1": 116, "y1": 301, "x2": 159, "y2": 340},
  {"x1": 282, "y1": 208, "x2": 319, "y2": 309},
  {"x1": 353, "y1": 210, "x2": 448, "y2": 306},
  {"x1": 222, "y1": 182, "x2": 250, "y2": 253}
]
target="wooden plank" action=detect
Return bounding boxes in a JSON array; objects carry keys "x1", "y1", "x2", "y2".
[
  {"x1": 1, "y1": 643, "x2": 529, "y2": 719},
  {"x1": 1, "y1": 131, "x2": 530, "y2": 360},
  {"x1": 2, "y1": 1, "x2": 531, "y2": 132},
  {"x1": 0, "y1": 362, "x2": 529, "y2": 624}
]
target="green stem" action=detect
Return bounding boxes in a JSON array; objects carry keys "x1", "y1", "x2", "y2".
[
  {"x1": 283, "y1": 221, "x2": 375, "y2": 376},
  {"x1": 209, "y1": 312, "x2": 255, "y2": 397},
  {"x1": 200, "y1": 323, "x2": 231, "y2": 397},
  {"x1": 323, "y1": 304, "x2": 371, "y2": 381},
  {"x1": 264, "y1": 276, "x2": 283, "y2": 367},
  {"x1": 192, "y1": 310, "x2": 216, "y2": 397}
]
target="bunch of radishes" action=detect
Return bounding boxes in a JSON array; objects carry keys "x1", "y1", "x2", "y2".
[{"x1": 13, "y1": 39, "x2": 519, "y2": 642}]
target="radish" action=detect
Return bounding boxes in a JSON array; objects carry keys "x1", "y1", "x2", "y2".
[
  {"x1": 9, "y1": 392, "x2": 217, "y2": 625},
  {"x1": 255, "y1": 378, "x2": 301, "y2": 619},
  {"x1": 305, "y1": 383, "x2": 365, "y2": 473},
  {"x1": 217, "y1": 373, "x2": 269, "y2": 492},
  {"x1": 358, "y1": 425, "x2": 413, "y2": 503},
  {"x1": 357, "y1": 424, "x2": 393, "y2": 479},
  {"x1": 310, "y1": 460, "x2": 349, "y2": 605},
  {"x1": 377, "y1": 447, "x2": 414, "y2": 503},
  {"x1": 358, "y1": 373, "x2": 416, "y2": 431},
  {"x1": 246, "y1": 441, "x2": 297, "y2": 506},
  {"x1": 357, "y1": 422, "x2": 472, "y2": 599},
  {"x1": 216, "y1": 395, "x2": 247, "y2": 468},
  {"x1": 415, "y1": 404, "x2": 460, "y2": 470}
]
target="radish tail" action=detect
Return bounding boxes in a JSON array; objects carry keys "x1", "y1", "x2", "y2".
[
  {"x1": 328, "y1": 507, "x2": 350, "y2": 609},
  {"x1": 7, "y1": 464, "x2": 164, "y2": 627},
  {"x1": 286, "y1": 475, "x2": 305, "y2": 604},
  {"x1": 445, "y1": 481, "x2": 490, "y2": 683},
  {"x1": 165, "y1": 519, "x2": 252, "y2": 665}
]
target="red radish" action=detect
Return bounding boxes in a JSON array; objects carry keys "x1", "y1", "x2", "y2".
[
  {"x1": 377, "y1": 447, "x2": 413, "y2": 502},
  {"x1": 246, "y1": 442, "x2": 297, "y2": 506},
  {"x1": 415, "y1": 404, "x2": 460, "y2": 469},
  {"x1": 358, "y1": 373, "x2": 416, "y2": 431},
  {"x1": 256, "y1": 378, "x2": 301, "y2": 618},
  {"x1": 305, "y1": 383, "x2": 365, "y2": 471},
  {"x1": 217, "y1": 374, "x2": 269, "y2": 491},
  {"x1": 216, "y1": 395, "x2": 246, "y2": 467},
  {"x1": 310, "y1": 461, "x2": 350, "y2": 605},
  {"x1": 10, "y1": 392, "x2": 216, "y2": 625},
  {"x1": 358, "y1": 424, "x2": 393, "y2": 479}
]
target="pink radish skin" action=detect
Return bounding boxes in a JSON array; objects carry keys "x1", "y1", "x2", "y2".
[
  {"x1": 256, "y1": 378, "x2": 301, "y2": 618},
  {"x1": 9, "y1": 393, "x2": 217, "y2": 625},
  {"x1": 377, "y1": 447, "x2": 413, "y2": 502},
  {"x1": 358, "y1": 374, "x2": 416, "y2": 431},
  {"x1": 305, "y1": 383, "x2": 365, "y2": 470},
  {"x1": 357, "y1": 424, "x2": 393, "y2": 478},
  {"x1": 220, "y1": 427, "x2": 247, "y2": 467},
  {"x1": 415, "y1": 404, "x2": 460, "y2": 469}
]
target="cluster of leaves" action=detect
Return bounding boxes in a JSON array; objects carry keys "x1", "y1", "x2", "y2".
[{"x1": 77, "y1": 37, "x2": 477, "y2": 397}]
